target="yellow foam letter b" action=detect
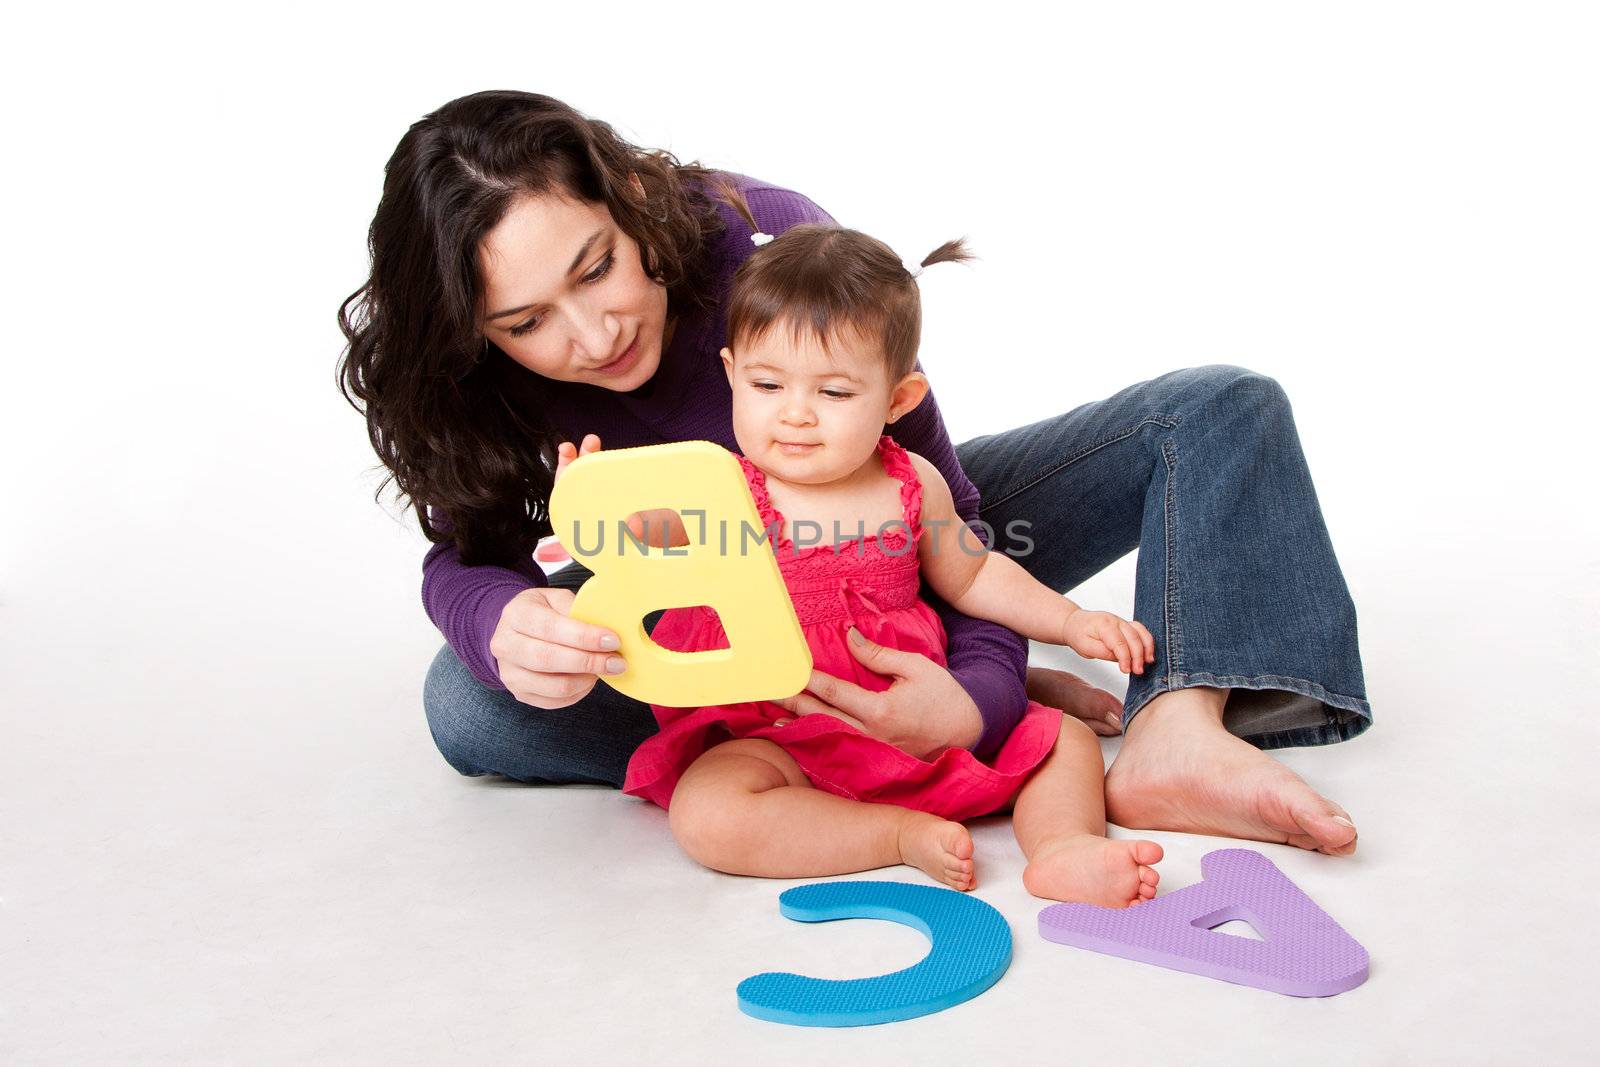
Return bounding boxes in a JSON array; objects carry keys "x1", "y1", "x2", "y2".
[{"x1": 548, "y1": 441, "x2": 811, "y2": 707}]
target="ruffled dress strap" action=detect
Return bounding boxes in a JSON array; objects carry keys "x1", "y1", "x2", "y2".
[
  {"x1": 876, "y1": 434, "x2": 926, "y2": 542},
  {"x1": 735, "y1": 452, "x2": 791, "y2": 553},
  {"x1": 736, "y1": 436, "x2": 925, "y2": 557}
]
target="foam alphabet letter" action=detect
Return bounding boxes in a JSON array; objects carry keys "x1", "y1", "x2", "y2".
[
  {"x1": 738, "y1": 881, "x2": 1013, "y2": 1026},
  {"x1": 1038, "y1": 848, "x2": 1369, "y2": 997},
  {"x1": 548, "y1": 441, "x2": 811, "y2": 707}
]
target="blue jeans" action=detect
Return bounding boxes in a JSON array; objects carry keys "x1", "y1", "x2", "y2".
[{"x1": 423, "y1": 365, "x2": 1372, "y2": 785}]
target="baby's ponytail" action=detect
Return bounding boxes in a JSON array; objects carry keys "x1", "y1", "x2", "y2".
[
  {"x1": 914, "y1": 237, "x2": 976, "y2": 273},
  {"x1": 720, "y1": 186, "x2": 976, "y2": 381},
  {"x1": 717, "y1": 179, "x2": 763, "y2": 237}
]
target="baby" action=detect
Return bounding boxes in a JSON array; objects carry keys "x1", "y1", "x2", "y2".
[{"x1": 561, "y1": 208, "x2": 1163, "y2": 906}]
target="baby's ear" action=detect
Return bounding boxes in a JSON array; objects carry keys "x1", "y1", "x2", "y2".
[
  {"x1": 720, "y1": 347, "x2": 735, "y2": 384},
  {"x1": 888, "y1": 371, "x2": 930, "y2": 422}
]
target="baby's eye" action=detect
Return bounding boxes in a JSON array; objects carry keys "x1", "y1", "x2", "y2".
[
  {"x1": 752, "y1": 382, "x2": 780, "y2": 391},
  {"x1": 822, "y1": 390, "x2": 854, "y2": 399}
]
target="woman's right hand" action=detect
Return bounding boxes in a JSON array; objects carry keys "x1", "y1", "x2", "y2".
[{"x1": 490, "y1": 587, "x2": 627, "y2": 709}]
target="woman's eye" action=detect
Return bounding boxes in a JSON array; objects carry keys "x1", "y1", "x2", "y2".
[
  {"x1": 507, "y1": 251, "x2": 613, "y2": 338},
  {"x1": 583, "y1": 251, "x2": 615, "y2": 284}
]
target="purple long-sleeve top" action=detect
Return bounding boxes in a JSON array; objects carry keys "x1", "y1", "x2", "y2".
[{"x1": 421, "y1": 172, "x2": 1030, "y2": 758}]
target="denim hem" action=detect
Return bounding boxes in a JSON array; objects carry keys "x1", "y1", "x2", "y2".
[{"x1": 1123, "y1": 671, "x2": 1373, "y2": 751}]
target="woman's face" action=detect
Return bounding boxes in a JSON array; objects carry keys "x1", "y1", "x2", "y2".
[
  {"x1": 721, "y1": 324, "x2": 928, "y2": 486},
  {"x1": 477, "y1": 190, "x2": 669, "y2": 390}
]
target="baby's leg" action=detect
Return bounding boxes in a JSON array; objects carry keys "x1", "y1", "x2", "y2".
[
  {"x1": 668, "y1": 739, "x2": 975, "y2": 889},
  {"x1": 1013, "y1": 717, "x2": 1163, "y2": 906}
]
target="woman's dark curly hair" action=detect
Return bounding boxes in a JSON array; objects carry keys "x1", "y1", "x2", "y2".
[{"x1": 337, "y1": 91, "x2": 723, "y2": 566}]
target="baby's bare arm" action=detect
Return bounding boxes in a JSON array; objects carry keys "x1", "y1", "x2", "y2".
[{"x1": 910, "y1": 452, "x2": 1081, "y2": 646}]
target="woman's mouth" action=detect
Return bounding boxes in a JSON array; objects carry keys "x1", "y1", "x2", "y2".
[{"x1": 592, "y1": 336, "x2": 641, "y2": 377}]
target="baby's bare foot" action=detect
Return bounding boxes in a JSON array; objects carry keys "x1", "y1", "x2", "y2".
[
  {"x1": 896, "y1": 811, "x2": 975, "y2": 891},
  {"x1": 1022, "y1": 834, "x2": 1163, "y2": 906}
]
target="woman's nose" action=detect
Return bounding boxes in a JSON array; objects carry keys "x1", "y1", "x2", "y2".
[{"x1": 573, "y1": 305, "x2": 621, "y2": 364}]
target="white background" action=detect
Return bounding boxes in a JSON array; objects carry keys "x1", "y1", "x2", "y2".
[{"x1": 2, "y1": 2, "x2": 1596, "y2": 1063}]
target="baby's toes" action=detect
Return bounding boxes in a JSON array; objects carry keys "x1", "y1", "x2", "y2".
[
  {"x1": 1131, "y1": 840, "x2": 1164, "y2": 866},
  {"x1": 1138, "y1": 864, "x2": 1159, "y2": 889},
  {"x1": 945, "y1": 868, "x2": 975, "y2": 891}
]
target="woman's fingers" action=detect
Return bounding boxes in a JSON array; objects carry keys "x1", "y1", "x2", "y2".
[
  {"x1": 500, "y1": 663, "x2": 601, "y2": 709},
  {"x1": 804, "y1": 664, "x2": 883, "y2": 722},
  {"x1": 773, "y1": 689, "x2": 867, "y2": 732},
  {"x1": 554, "y1": 436, "x2": 603, "y2": 482},
  {"x1": 554, "y1": 441, "x2": 577, "y2": 482},
  {"x1": 492, "y1": 588, "x2": 626, "y2": 695},
  {"x1": 495, "y1": 626, "x2": 624, "y2": 677},
  {"x1": 625, "y1": 507, "x2": 691, "y2": 548},
  {"x1": 504, "y1": 590, "x2": 619, "y2": 652}
]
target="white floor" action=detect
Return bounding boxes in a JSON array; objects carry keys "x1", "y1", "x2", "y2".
[
  {"x1": 4, "y1": 535, "x2": 1595, "y2": 1064},
  {"x1": 6, "y1": 5, "x2": 1599, "y2": 1062}
]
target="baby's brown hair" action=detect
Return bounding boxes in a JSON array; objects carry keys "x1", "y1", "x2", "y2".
[{"x1": 720, "y1": 185, "x2": 972, "y2": 382}]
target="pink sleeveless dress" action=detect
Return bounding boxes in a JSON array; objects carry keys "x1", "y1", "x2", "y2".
[{"x1": 621, "y1": 434, "x2": 1064, "y2": 822}]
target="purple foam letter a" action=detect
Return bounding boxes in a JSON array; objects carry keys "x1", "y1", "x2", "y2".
[{"x1": 1038, "y1": 848, "x2": 1369, "y2": 997}]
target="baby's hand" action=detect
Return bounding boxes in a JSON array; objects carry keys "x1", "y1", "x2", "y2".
[
  {"x1": 1062, "y1": 610, "x2": 1156, "y2": 675},
  {"x1": 554, "y1": 433, "x2": 603, "y2": 483},
  {"x1": 554, "y1": 433, "x2": 688, "y2": 548}
]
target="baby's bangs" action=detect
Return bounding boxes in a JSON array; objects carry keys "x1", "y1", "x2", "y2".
[{"x1": 738, "y1": 309, "x2": 890, "y2": 364}]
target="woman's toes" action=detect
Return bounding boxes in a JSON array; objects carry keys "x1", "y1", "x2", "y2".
[{"x1": 1311, "y1": 811, "x2": 1358, "y2": 852}]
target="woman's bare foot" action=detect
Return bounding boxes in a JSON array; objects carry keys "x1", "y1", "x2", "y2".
[
  {"x1": 896, "y1": 811, "x2": 975, "y2": 891},
  {"x1": 1105, "y1": 688, "x2": 1358, "y2": 856},
  {"x1": 1022, "y1": 834, "x2": 1162, "y2": 906},
  {"x1": 1026, "y1": 666, "x2": 1123, "y2": 736}
]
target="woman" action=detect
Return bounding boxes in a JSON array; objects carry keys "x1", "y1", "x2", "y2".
[{"x1": 338, "y1": 90, "x2": 1371, "y2": 855}]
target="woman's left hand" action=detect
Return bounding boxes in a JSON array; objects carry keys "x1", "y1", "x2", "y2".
[{"x1": 770, "y1": 626, "x2": 983, "y2": 759}]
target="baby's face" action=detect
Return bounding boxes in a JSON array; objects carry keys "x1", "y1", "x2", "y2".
[{"x1": 722, "y1": 324, "x2": 907, "y2": 486}]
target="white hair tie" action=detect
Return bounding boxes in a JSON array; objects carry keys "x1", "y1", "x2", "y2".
[{"x1": 750, "y1": 231, "x2": 774, "y2": 246}]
